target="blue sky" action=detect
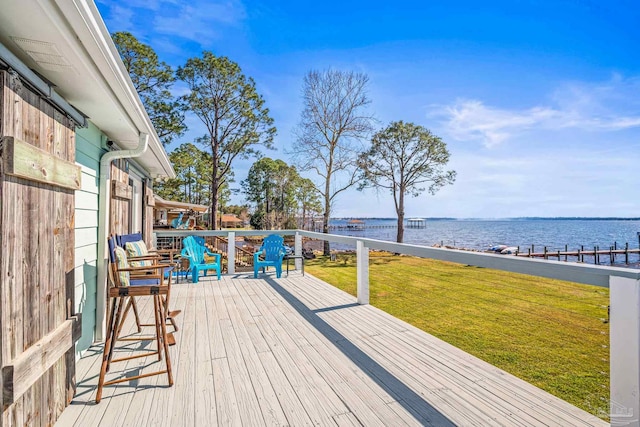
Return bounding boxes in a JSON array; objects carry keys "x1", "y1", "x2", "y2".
[{"x1": 96, "y1": 0, "x2": 640, "y2": 218}]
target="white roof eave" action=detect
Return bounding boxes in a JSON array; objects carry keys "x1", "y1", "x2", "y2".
[{"x1": 0, "y1": 0, "x2": 175, "y2": 178}]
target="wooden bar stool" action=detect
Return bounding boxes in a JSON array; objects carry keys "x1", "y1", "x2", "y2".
[{"x1": 96, "y1": 240, "x2": 174, "y2": 403}]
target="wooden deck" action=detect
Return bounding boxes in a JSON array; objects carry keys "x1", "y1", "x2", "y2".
[{"x1": 56, "y1": 272, "x2": 607, "y2": 427}]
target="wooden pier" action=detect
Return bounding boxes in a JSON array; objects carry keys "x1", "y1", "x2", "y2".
[
  {"x1": 328, "y1": 218, "x2": 429, "y2": 231},
  {"x1": 329, "y1": 224, "x2": 397, "y2": 230},
  {"x1": 514, "y1": 243, "x2": 640, "y2": 265}
]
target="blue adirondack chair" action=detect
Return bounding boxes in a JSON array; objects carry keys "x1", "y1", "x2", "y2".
[
  {"x1": 254, "y1": 235, "x2": 286, "y2": 279},
  {"x1": 171, "y1": 212, "x2": 186, "y2": 229},
  {"x1": 181, "y1": 235, "x2": 221, "y2": 283}
]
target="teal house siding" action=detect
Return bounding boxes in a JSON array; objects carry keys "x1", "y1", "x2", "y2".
[{"x1": 74, "y1": 122, "x2": 107, "y2": 354}]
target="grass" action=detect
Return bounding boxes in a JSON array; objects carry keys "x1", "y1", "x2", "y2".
[{"x1": 305, "y1": 251, "x2": 610, "y2": 418}]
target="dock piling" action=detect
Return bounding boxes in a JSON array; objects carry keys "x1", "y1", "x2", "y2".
[
  {"x1": 512, "y1": 241, "x2": 638, "y2": 266},
  {"x1": 625, "y1": 243, "x2": 629, "y2": 264}
]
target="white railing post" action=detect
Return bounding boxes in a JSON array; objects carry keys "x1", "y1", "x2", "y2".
[
  {"x1": 610, "y1": 275, "x2": 640, "y2": 424},
  {"x1": 227, "y1": 231, "x2": 235, "y2": 275},
  {"x1": 295, "y1": 232, "x2": 302, "y2": 271},
  {"x1": 357, "y1": 240, "x2": 369, "y2": 305}
]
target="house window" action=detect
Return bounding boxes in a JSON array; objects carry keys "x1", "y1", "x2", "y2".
[{"x1": 128, "y1": 174, "x2": 143, "y2": 233}]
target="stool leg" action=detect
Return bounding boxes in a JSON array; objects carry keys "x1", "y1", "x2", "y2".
[
  {"x1": 130, "y1": 297, "x2": 142, "y2": 333},
  {"x1": 115, "y1": 297, "x2": 134, "y2": 340},
  {"x1": 163, "y1": 295, "x2": 179, "y2": 332},
  {"x1": 153, "y1": 295, "x2": 163, "y2": 361},
  {"x1": 169, "y1": 316, "x2": 178, "y2": 332},
  {"x1": 106, "y1": 297, "x2": 125, "y2": 373},
  {"x1": 158, "y1": 294, "x2": 174, "y2": 386},
  {"x1": 96, "y1": 296, "x2": 120, "y2": 403}
]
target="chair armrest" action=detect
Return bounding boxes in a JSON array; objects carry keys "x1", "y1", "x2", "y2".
[
  {"x1": 204, "y1": 248, "x2": 217, "y2": 257},
  {"x1": 128, "y1": 254, "x2": 162, "y2": 260}
]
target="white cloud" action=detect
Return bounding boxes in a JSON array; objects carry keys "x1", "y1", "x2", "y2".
[
  {"x1": 436, "y1": 100, "x2": 563, "y2": 147},
  {"x1": 153, "y1": 2, "x2": 246, "y2": 43},
  {"x1": 98, "y1": 0, "x2": 246, "y2": 45},
  {"x1": 102, "y1": 5, "x2": 136, "y2": 33},
  {"x1": 433, "y1": 76, "x2": 640, "y2": 147}
]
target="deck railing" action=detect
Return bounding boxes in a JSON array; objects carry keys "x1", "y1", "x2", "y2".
[
  {"x1": 155, "y1": 232, "x2": 257, "y2": 271},
  {"x1": 155, "y1": 228, "x2": 640, "y2": 422}
]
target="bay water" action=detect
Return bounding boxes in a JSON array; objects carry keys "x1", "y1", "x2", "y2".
[{"x1": 328, "y1": 218, "x2": 640, "y2": 262}]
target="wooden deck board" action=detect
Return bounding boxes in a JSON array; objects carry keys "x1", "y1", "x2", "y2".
[
  {"x1": 193, "y1": 281, "x2": 217, "y2": 427},
  {"x1": 169, "y1": 286, "x2": 196, "y2": 427},
  {"x1": 226, "y1": 279, "x2": 290, "y2": 425},
  {"x1": 56, "y1": 273, "x2": 607, "y2": 427},
  {"x1": 285, "y1": 275, "x2": 603, "y2": 426},
  {"x1": 289, "y1": 280, "x2": 583, "y2": 426}
]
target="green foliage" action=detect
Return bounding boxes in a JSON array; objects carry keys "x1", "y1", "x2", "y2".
[
  {"x1": 177, "y1": 52, "x2": 276, "y2": 229},
  {"x1": 154, "y1": 176, "x2": 181, "y2": 202},
  {"x1": 155, "y1": 142, "x2": 233, "y2": 220},
  {"x1": 112, "y1": 32, "x2": 185, "y2": 146},
  {"x1": 243, "y1": 158, "x2": 299, "y2": 230},
  {"x1": 359, "y1": 121, "x2": 456, "y2": 242},
  {"x1": 225, "y1": 204, "x2": 249, "y2": 217},
  {"x1": 306, "y1": 253, "x2": 609, "y2": 419},
  {"x1": 172, "y1": 143, "x2": 208, "y2": 204},
  {"x1": 295, "y1": 178, "x2": 322, "y2": 230},
  {"x1": 249, "y1": 210, "x2": 265, "y2": 230}
]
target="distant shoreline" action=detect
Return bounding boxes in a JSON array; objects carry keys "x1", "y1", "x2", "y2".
[{"x1": 332, "y1": 217, "x2": 640, "y2": 221}]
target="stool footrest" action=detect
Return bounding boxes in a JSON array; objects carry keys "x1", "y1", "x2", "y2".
[
  {"x1": 103, "y1": 369, "x2": 171, "y2": 387},
  {"x1": 117, "y1": 336, "x2": 156, "y2": 341},
  {"x1": 111, "y1": 351, "x2": 160, "y2": 363}
]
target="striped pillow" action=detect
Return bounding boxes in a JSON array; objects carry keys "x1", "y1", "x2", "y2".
[
  {"x1": 125, "y1": 240, "x2": 153, "y2": 267},
  {"x1": 113, "y1": 246, "x2": 130, "y2": 287}
]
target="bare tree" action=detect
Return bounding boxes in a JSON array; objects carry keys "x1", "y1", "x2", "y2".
[
  {"x1": 292, "y1": 69, "x2": 374, "y2": 255},
  {"x1": 359, "y1": 121, "x2": 456, "y2": 243}
]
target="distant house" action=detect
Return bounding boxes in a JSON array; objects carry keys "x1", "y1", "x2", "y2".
[
  {"x1": 221, "y1": 214, "x2": 244, "y2": 228},
  {"x1": 0, "y1": 1, "x2": 173, "y2": 423}
]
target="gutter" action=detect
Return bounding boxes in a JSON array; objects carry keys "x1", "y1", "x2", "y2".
[{"x1": 95, "y1": 133, "x2": 149, "y2": 341}]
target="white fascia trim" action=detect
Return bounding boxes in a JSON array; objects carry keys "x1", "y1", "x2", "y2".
[{"x1": 51, "y1": 0, "x2": 175, "y2": 179}]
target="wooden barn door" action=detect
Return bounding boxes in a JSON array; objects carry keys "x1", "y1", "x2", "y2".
[{"x1": 0, "y1": 70, "x2": 81, "y2": 425}]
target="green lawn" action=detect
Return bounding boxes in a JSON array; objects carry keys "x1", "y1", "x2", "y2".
[{"x1": 305, "y1": 252, "x2": 609, "y2": 418}]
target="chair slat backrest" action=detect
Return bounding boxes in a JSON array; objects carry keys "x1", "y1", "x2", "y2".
[
  {"x1": 116, "y1": 232, "x2": 143, "y2": 248},
  {"x1": 182, "y1": 235, "x2": 205, "y2": 264},
  {"x1": 260, "y1": 235, "x2": 285, "y2": 262}
]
